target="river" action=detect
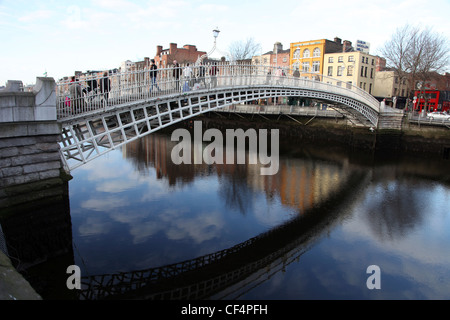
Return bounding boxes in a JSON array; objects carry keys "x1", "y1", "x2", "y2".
[{"x1": 2, "y1": 124, "x2": 450, "y2": 300}]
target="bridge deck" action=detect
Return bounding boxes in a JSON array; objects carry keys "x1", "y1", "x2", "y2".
[{"x1": 57, "y1": 64, "x2": 382, "y2": 171}]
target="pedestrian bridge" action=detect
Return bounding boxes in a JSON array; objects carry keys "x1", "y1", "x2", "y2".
[{"x1": 57, "y1": 63, "x2": 384, "y2": 172}]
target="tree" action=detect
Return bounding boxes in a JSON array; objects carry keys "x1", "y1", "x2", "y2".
[
  {"x1": 227, "y1": 37, "x2": 262, "y2": 62},
  {"x1": 380, "y1": 24, "x2": 449, "y2": 100}
]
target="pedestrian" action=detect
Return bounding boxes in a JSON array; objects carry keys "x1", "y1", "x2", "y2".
[
  {"x1": 198, "y1": 62, "x2": 207, "y2": 88},
  {"x1": 173, "y1": 60, "x2": 182, "y2": 91},
  {"x1": 69, "y1": 76, "x2": 83, "y2": 113},
  {"x1": 84, "y1": 76, "x2": 98, "y2": 104},
  {"x1": 149, "y1": 59, "x2": 160, "y2": 93},
  {"x1": 210, "y1": 62, "x2": 218, "y2": 88},
  {"x1": 275, "y1": 67, "x2": 283, "y2": 85},
  {"x1": 99, "y1": 72, "x2": 111, "y2": 105},
  {"x1": 184, "y1": 63, "x2": 193, "y2": 89}
]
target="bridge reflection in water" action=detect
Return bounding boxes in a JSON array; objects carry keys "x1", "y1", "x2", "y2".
[{"x1": 76, "y1": 133, "x2": 367, "y2": 300}]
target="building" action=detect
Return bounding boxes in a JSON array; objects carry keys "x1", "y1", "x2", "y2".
[
  {"x1": 324, "y1": 50, "x2": 378, "y2": 95},
  {"x1": 373, "y1": 69, "x2": 410, "y2": 106},
  {"x1": 154, "y1": 43, "x2": 207, "y2": 67},
  {"x1": 252, "y1": 42, "x2": 290, "y2": 69},
  {"x1": 289, "y1": 37, "x2": 344, "y2": 78}
]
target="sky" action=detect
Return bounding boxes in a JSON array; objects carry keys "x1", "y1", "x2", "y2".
[{"x1": 1, "y1": 0, "x2": 449, "y2": 86}]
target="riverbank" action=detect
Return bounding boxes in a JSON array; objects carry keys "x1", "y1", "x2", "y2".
[
  {"x1": 189, "y1": 111, "x2": 450, "y2": 159},
  {"x1": 0, "y1": 251, "x2": 41, "y2": 300}
]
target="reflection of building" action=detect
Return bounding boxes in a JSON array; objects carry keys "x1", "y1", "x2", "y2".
[
  {"x1": 124, "y1": 134, "x2": 198, "y2": 186},
  {"x1": 248, "y1": 159, "x2": 347, "y2": 214},
  {"x1": 124, "y1": 133, "x2": 349, "y2": 214}
]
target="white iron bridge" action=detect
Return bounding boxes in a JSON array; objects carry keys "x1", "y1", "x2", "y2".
[{"x1": 57, "y1": 63, "x2": 382, "y2": 172}]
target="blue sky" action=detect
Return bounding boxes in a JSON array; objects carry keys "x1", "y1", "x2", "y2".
[{"x1": 1, "y1": 0, "x2": 449, "y2": 85}]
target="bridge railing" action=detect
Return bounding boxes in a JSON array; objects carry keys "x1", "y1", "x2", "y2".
[{"x1": 56, "y1": 63, "x2": 380, "y2": 120}]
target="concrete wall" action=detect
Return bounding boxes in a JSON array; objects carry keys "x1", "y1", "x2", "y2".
[{"x1": 0, "y1": 77, "x2": 63, "y2": 209}]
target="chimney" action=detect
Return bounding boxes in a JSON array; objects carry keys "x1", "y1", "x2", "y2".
[
  {"x1": 334, "y1": 37, "x2": 342, "y2": 45},
  {"x1": 156, "y1": 45, "x2": 162, "y2": 56},
  {"x1": 343, "y1": 40, "x2": 352, "y2": 52},
  {"x1": 273, "y1": 42, "x2": 282, "y2": 54},
  {"x1": 169, "y1": 43, "x2": 177, "y2": 54}
]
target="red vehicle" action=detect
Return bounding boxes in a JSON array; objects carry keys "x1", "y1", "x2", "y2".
[{"x1": 413, "y1": 90, "x2": 450, "y2": 113}]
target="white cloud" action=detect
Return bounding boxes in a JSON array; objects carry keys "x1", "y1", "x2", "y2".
[{"x1": 18, "y1": 9, "x2": 53, "y2": 22}]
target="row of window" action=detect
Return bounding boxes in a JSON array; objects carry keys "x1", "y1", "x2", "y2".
[
  {"x1": 293, "y1": 48, "x2": 321, "y2": 59},
  {"x1": 327, "y1": 66, "x2": 374, "y2": 78},
  {"x1": 292, "y1": 61, "x2": 321, "y2": 73},
  {"x1": 327, "y1": 56, "x2": 375, "y2": 65},
  {"x1": 327, "y1": 81, "x2": 373, "y2": 94}
]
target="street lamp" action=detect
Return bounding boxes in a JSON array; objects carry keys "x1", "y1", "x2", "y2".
[
  {"x1": 196, "y1": 27, "x2": 220, "y2": 65},
  {"x1": 212, "y1": 28, "x2": 220, "y2": 41}
]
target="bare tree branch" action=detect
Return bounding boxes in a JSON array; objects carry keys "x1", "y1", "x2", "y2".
[
  {"x1": 380, "y1": 24, "x2": 450, "y2": 95},
  {"x1": 227, "y1": 38, "x2": 262, "y2": 61}
]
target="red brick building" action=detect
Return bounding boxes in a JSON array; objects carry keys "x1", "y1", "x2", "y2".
[{"x1": 154, "y1": 43, "x2": 207, "y2": 67}]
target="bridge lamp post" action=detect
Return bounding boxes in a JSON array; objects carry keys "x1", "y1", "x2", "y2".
[{"x1": 196, "y1": 27, "x2": 220, "y2": 65}]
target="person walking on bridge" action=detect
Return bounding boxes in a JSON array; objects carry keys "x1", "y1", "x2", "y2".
[
  {"x1": 99, "y1": 72, "x2": 111, "y2": 106},
  {"x1": 69, "y1": 76, "x2": 84, "y2": 113},
  {"x1": 149, "y1": 59, "x2": 161, "y2": 93},
  {"x1": 173, "y1": 60, "x2": 182, "y2": 91}
]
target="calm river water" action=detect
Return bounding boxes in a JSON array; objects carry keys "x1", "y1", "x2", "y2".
[{"x1": 6, "y1": 127, "x2": 450, "y2": 300}]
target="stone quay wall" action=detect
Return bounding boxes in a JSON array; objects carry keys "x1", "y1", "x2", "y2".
[{"x1": 0, "y1": 78, "x2": 64, "y2": 210}]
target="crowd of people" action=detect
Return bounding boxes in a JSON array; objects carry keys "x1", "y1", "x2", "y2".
[{"x1": 65, "y1": 60, "x2": 222, "y2": 114}]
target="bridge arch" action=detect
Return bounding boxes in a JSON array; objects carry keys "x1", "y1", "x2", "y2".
[{"x1": 57, "y1": 64, "x2": 381, "y2": 171}]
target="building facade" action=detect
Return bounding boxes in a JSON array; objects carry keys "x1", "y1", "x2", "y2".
[
  {"x1": 289, "y1": 37, "x2": 344, "y2": 78},
  {"x1": 252, "y1": 42, "x2": 290, "y2": 69},
  {"x1": 323, "y1": 50, "x2": 378, "y2": 95},
  {"x1": 154, "y1": 43, "x2": 207, "y2": 67}
]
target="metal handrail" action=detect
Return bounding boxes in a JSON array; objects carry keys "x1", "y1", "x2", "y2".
[{"x1": 56, "y1": 63, "x2": 380, "y2": 121}]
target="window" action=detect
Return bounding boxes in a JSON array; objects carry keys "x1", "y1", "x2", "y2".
[
  {"x1": 303, "y1": 49, "x2": 310, "y2": 58},
  {"x1": 328, "y1": 66, "x2": 333, "y2": 76},
  {"x1": 337, "y1": 81, "x2": 342, "y2": 87},
  {"x1": 273, "y1": 57, "x2": 277, "y2": 63},
  {"x1": 361, "y1": 66, "x2": 364, "y2": 77},
  {"x1": 348, "y1": 56, "x2": 354, "y2": 62},
  {"x1": 370, "y1": 68, "x2": 374, "y2": 79},
  {"x1": 337, "y1": 66, "x2": 343, "y2": 76},
  {"x1": 347, "y1": 65, "x2": 353, "y2": 76},
  {"x1": 369, "y1": 83, "x2": 373, "y2": 94},
  {"x1": 364, "y1": 67, "x2": 368, "y2": 77},
  {"x1": 302, "y1": 62, "x2": 310, "y2": 72},
  {"x1": 293, "y1": 62, "x2": 300, "y2": 71},
  {"x1": 313, "y1": 48, "x2": 321, "y2": 57},
  {"x1": 312, "y1": 61, "x2": 320, "y2": 73},
  {"x1": 328, "y1": 57, "x2": 334, "y2": 63},
  {"x1": 338, "y1": 56, "x2": 343, "y2": 62},
  {"x1": 371, "y1": 59, "x2": 375, "y2": 66},
  {"x1": 283, "y1": 57, "x2": 287, "y2": 62},
  {"x1": 293, "y1": 49, "x2": 300, "y2": 59},
  {"x1": 362, "y1": 56, "x2": 365, "y2": 63}
]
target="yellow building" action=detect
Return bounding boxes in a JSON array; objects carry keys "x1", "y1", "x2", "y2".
[
  {"x1": 290, "y1": 37, "x2": 345, "y2": 78},
  {"x1": 323, "y1": 50, "x2": 377, "y2": 95}
]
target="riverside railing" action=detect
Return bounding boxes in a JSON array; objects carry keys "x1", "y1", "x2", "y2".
[{"x1": 56, "y1": 63, "x2": 380, "y2": 120}]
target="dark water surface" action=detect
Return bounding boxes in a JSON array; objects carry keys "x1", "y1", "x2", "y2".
[{"x1": 4, "y1": 130, "x2": 450, "y2": 300}]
